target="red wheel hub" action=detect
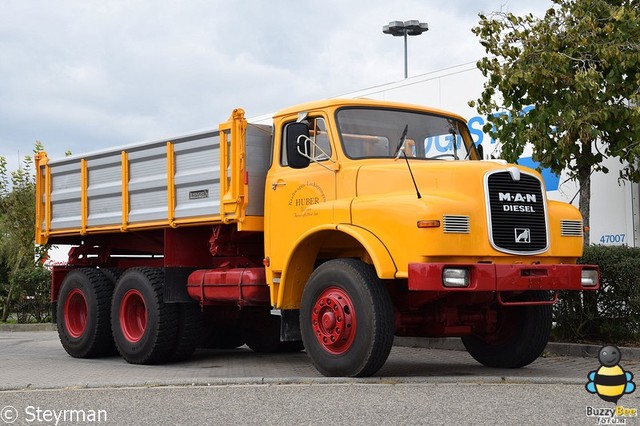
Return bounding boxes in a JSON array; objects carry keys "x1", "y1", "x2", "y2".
[
  {"x1": 64, "y1": 288, "x2": 88, "y2": 338},
  {"x1": 311, "y1": 287, "x2": 356, "y2": 355},
  {"x1": 120, "y1": 289, "x2": 147, "y2": 343}
]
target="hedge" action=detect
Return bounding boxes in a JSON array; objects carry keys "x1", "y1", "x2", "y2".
[{"x1": 553, "y1": 245, "x2": 640, "y2": 344}]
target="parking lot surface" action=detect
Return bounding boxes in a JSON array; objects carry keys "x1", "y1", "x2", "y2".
[{"x1": 1, "y1": 331, "x2": 633, "y2": 390}]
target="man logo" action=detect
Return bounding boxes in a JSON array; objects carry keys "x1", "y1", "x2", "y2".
[{"x1": 515, "y1": 228, "x2": 531, "y2": 243}]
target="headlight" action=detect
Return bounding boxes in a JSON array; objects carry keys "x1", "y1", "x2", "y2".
[
  {"x1": 581, "y1": 269, "x2": 599, "y2": 287},
  {"x1": 443, "y1": 268, "x2": 470, "y2": 288}
]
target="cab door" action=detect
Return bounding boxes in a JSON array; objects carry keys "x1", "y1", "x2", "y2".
[{"x1": 265, "y1": 116, "x2": 337, "y2": 302}]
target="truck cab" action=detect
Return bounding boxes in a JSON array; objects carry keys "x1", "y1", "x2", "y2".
[{"x1": 264, "y1": 99, "x2": 598, "y2": 376}]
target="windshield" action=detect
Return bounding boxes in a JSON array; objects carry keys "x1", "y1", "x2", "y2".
[{"x1": 336, "y1": 108, "x2": 478, "y2": 160}]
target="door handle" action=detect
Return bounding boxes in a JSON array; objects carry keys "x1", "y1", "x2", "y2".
[{"x1": 271, "y1": 180, "x2": 287, "y2": 190}]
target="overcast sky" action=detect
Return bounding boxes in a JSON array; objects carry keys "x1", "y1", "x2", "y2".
[{"x1": 0, "y1": 0, "x2": 551, "y2": 170}]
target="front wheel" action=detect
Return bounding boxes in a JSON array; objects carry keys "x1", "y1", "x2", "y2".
[
  {"x1": 462, "y1": 292, "x2": 552, "y2": 368},
  {"x1": 300, "y1": 259, "x2": 394, "y2": 377},
  {"x1": 170, "y1": 302, "x2": 202, "y2": 361}
]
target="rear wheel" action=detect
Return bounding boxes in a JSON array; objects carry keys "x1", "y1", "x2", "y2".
[
  {"x1": 300, "y1": 259, "x2": 394, "y2": 377},
  {"x1": 170, "y1": 302, "x2": 202, "y2": 361},
  {"x1": 57, "y1": 268, "x2": 115, "y2": 358},
  {"x1": 111, "y1": 268, "x2": 178, "y2": 364},
  {"x1": 99, "y1": 268, "x2": 123, "y2": 286},
  {"x1": 462, "y1": 292, "x2": 552, "y2": 368}
]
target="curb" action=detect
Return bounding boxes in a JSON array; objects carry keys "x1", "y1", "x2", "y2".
[
  {"x1": 0, "y1": 375, "x2": 587, "y2": 392},
  {"x1": 394, "y1": 336, "x2": 640, "y2": 362},
  {"x1": 0, "y1": 323, "x2": 56, "y2": 332}
]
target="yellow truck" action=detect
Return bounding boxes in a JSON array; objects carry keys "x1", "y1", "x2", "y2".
[{"x1": 35, "y1": 98, "x2": 599, "y2": 377}]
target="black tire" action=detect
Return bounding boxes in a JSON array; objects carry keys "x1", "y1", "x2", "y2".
[
  {"x1": 461, "y1": 292, "x2": 552, "y2": 368},
  {"x1": 99, "y1": 268, "x2": 123, "y2": 286},
  {"x1": 57, "y1": 268, "x2": 115, "y2": 358},
  {"x1": 300, "y1": 259, "x2": 394, "y2": 377},
  {"x1": 170, "y1": 302, "x2": 202, "y2": 361},
  {"x1": 111, "y1": 268, "x2": 178, "y2": 364}
]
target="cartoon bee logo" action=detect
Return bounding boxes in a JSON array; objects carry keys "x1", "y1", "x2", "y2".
[{"x1": 586, "y1": 345, "x2": 636, "y2": 403}]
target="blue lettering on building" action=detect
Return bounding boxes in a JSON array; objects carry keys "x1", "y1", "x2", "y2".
[
  {"x1": 467, "y1": 109, "x2": 560, "y2": 192},
  {"x1": 468, "y1": 116, "x2": 484, "y2": 145},
  {"x1": 517, "y1": 157, "x2": 560, "y2": 191},
  {"x1": 424, "y1": 134, "x2": 464, "y2": 153}
]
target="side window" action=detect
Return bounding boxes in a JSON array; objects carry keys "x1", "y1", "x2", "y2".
[
  {"x1": 280, "y1": 117, "x2": 332, "y2": 167},
  {"x1": 280, "y1": 122, "x2": 292, "y2": 166},
  {"x1": 310, "y1": 118, "x2": 331, "y2": 161}
]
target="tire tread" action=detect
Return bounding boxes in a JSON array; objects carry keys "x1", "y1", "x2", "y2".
[
  {"x1": 301, "y1": 258, "x2": 395, "y2": 377},
  {"x1": 57, "y1": 268, "x2": 115, "y2": 358},
  {"x1": 112, "y1": 267, "x2": 178, "y2": 365},
  {"x1": 462, "y1": 292, "x2": 552, "y2": 368}
]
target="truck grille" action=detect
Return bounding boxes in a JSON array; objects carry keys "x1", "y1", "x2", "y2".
[{"x1": 486, "y1": 170, "x2": 548, "y2": 254}]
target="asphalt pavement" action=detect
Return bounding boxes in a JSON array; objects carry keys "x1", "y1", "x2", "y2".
[
  {"x1": 0, "y1": 382, "x2": 618, "y2": 426},
  {"x1": 2, "y1": 330, "x2": 640, "y2": 425},
  {"x1": 1, "y1": 330, "x2": 638, "y2": 390}
]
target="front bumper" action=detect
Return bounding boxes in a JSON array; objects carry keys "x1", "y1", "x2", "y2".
[{"x1": 408, "y1": 263, "x2": 600, "y2": 292}]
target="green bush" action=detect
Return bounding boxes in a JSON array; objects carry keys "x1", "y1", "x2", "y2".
[
  {"x1": 553, "y1": 245, "x2": 640, "y2": 344},
  {"x1": 10, "y1": 267, "x2": 51, "y2": 323}
]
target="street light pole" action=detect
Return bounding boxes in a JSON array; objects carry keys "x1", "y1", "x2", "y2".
[
  {"x1": 402, "y1": 30, "x2": 408, "y2": 79},
  {"x1": 383, "y1": 20, "x2": 429, "y2": 79}
]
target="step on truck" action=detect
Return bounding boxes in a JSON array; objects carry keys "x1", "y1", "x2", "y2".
[{"x1": 35, "y1": 98, "x2": 599, "y2": 377}]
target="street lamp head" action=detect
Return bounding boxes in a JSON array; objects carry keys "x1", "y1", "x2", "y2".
[
  {"x1": 383, "y1": 21, "x2": 406, "y2": 36},
  {"x1": 404, "y1": 20, "x2": 429, "y2": 36},
  {"x1": 382, "y1": 20, "x2": 428, "y2": 36}
]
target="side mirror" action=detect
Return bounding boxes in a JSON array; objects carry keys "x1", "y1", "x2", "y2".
[
  {"x1": 286, "y1": 122, "x2": 311, "y2": 169},
  {"x1": 476, "y1": 143, "x2": 484, "y2": 160}
]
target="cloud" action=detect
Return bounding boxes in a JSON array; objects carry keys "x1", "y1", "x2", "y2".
[{"x1": 0, "y1": 0, "x2": 551, "y2": 169}]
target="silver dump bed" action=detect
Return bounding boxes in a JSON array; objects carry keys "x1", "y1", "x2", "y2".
[{"x1": 36, "y1": 120, "x2": 272, "y2": 241}]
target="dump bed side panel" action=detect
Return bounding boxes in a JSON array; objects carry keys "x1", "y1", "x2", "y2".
[
  {"x1": 35, "y1": 116, "x2": 272, "y2": 244},
  {"x1": 172, "y1": 133, "x2": 221, "y2": 221}
]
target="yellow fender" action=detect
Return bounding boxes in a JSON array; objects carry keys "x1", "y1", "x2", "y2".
[{"x1": 276, "y1": 224, "x2": 398, "y2": 309}]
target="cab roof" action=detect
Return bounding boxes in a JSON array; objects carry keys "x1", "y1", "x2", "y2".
[{"x1": 272, "y1": 98, "x2": 467, "y2": 122}]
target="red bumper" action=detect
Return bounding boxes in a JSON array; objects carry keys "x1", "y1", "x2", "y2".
[{"x1": 408, "y1": 263, "x2": 600, "y2": 292}]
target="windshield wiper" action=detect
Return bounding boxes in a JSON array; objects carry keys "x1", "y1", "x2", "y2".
[
  {"x1": 393, "y1": 124, "x2": 421, "y2": 199},
  {"x1": 394, "y1": 124, "x2": 409, "y2": 160},
  {"x1": 450, "y1": 128, "x2": 460, "y2": 160}
]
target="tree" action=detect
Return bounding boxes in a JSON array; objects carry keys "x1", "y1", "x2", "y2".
[
  {"x1": 0, "y1": 142, "x2": 50, "y2": 322},
  {"x1": 471, "y1": 0, "x2": 640, "y2": 242}
]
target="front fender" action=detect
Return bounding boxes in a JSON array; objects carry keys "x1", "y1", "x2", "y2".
[
  {"x1": 276, "y1": 224, "x2": 398, "y2": 309},
  {"x1": 334, "y1": 224, "x2": 398, "y2": 278}
]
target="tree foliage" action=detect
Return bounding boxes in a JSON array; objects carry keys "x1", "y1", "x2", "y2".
[
  {"x1": 471, "y1": 0, "x2": 640, "y2": 238},
  {"x1": 0, "y1": 142, "x2": 50, "y2": 322},
  {"x1": 11, "y1": 266, "x2": 51, "y2": 323}
]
